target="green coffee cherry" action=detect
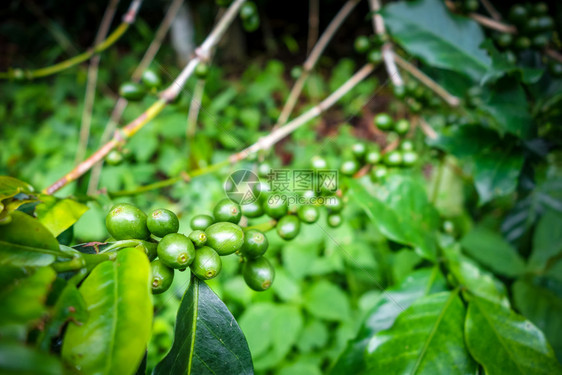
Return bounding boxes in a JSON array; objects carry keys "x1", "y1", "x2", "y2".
[
  {"x1": 311, "y1": 156, "x2": 327, "y2": 170},
  {"x1": 258, "y1": 162, "x2": 272, "y2": 178},
  {"x1": 351, "y1": 143, "x2": 366, "y2": 161},
  {"x1": 536, "y1": 16, "x2": 553, "y2": 32},
  {"x1": 514, "y1": 36, "x2": 531, "y2": 50},
  {"x1": 190, "y1": 246, "x2": 222, "y2": 280},
  {"x1": 291, "y1": 66, "x2": 302, "y2": 79},
  {"x1": 157, "y1": 233, "x2": 195, "y2": 269},
  {"x1": 241, "y1": 229, "x2": 269, "y2": 258},
  {"x1": 383, "y1": 150, "x2": 403, "y2": 167},
  {"x1": 105, "y1": 150, "x2": 124, "y2": 166},
  {"x1": 119, "y1": 82, "x2": 146, "y2": 101},
  {"x1": 402, "y1": 151, "x2": 418, "y2": 166},
  {"x1": 340, "y1": 159, "x2": 359, "y2": 176},
  {"x1": 190, "y1": 214, "x2": 214, "y2": 231},
  {"x1": 394, "y1": 119, "x2": 410, "y2": 135},
  {"x1": 367, "y1": 50, "x2": 382, "y2": 64},
  {"x1": 147, "y1": 208, "x2": 179, "y2": 238},
  {"x1": 106, "y1": 203, "x2": 150, "y2": 240},
  {"x1": 297, "y1": 205, "x2": 319, "y2": 224},
  {"x1": 136, "y1": 240, "x2": 158, "y2": 261},
  {"x1": 141, "y1": 68, "x2": 162, "y2": 89},
  {"x1": 325, "y1": 196, "x2": 343, "y2": 213},
  {"x1": 327, "y1": 213, "x2": 342, "y2": 228},
  {"x1": 462, "y1": 0, "x2": 478, "y2": 12},
  {"x1": 400, "y1": 140, "x2": 414, "y2": 151},
  {"x1": 240, "y1": 1, "x2": 257, "y2": 20},
  {"x1": 241, "y1": 201, "x2": 264, "y2": 218},
  {"x1": 532, "y1": 34, "x2": 549, "y2": 49},
  {"x1": 495, "y1": 33, "x2": 513, "y2": 48},
  {"x1": 365, "y1": 149, "x2": 381, "y2": 164},
  {"x1": 393, "y1": 85, "x2": 406, "y2": 99},
  {"x1": 276, "y1": 215, "x2": 301, "y2": 240},
  {"x1": 195, "y1": 63, "x2": 209, "y2": 79},
  {"x1": 150, "y1": 259, "x2": 175, "y2": 294},
  {"x1": 354, "y1": 36, "x2": 370, "y2": 54},
  {"x1": 370, "y1": 165, "x2": 387, "y2": 180},
  {"x1": 533, "y1": 2, "x2": 548, "y2": 15},
  {"x1": 205, "y1": 222, "x2": 245, "y2": 255},
  {"x1": 188, "y1": 230, "x2": 207, "y2": 247},
  {"x1": 243, "y1": 257, "x2": 275, "y2": 291},
  {"x1": 374, "y1": 113, "x2": 393, "y2": 131},
  {"x1": 509, "y1": 5, "x2": 527, "y2": 25},
  {"x1": 549, "y1": 62, "x2": 562, "y2": 77},
  {"x1": 263, "y1": 196, "x2": 288, "y2": 219},
  {"x1": 242, "y1": 13, "x2": 260, "y2": 32},
  {"x1": 213, "y1": 198, "x2": 242, "y2": 224}
]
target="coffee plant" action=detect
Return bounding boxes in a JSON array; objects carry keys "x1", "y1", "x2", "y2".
[{"x1": 1, "y1": 0, "x2": 562, "y2": 374}]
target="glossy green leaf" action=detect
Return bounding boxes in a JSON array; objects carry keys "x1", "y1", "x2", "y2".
[
  {"x1": 304, "y1": 280, "x2": 350, "y2": 321},
  {"x1": 465, "y1": 296, "x2": 562, "y2": 374},
  {"x1": 480, "y1": 77, "x2": 532, "y2": 139},
  {"x1": 0, "y1": 341, "x2": 63, "y2": 375},
  {"x1": 36, "y1": 195, "x2": 88, "y2": 237},
  {"x1": 461, "y1": 226, "x2": 526, "y2": 277},
  {"x1": 0, "y1": 176, "x2": 34, "y2": 201},
  {"x1": 154, "y1": 277, "x2": 253, "y2": 375},
  {"x1": 0, "y1": 211, "x2": 63, "y2": 267},
  {"x1": 513, "y1": 278, "x2": 562, "y2": 363},
  {"x1": 365, "y1": 291, "x2": 476, "y2": 374},
  {"x1": 381, "y1": 0, "x2": 491, "y2": 81},
  {"x1": 331, "y1": 268, "x2": 447, "y2": 375},
  {"x1": 431, "y1": 125, "x2": 523, "y2": 204},
  {"x1": 481, "y1": 40, "x2": 542, "y2": 85},
  {"x1": 37, "y1": 282, "x2": 88, "y2": 351},
  {"x1": 444, "y1": 244, "x2": 509, "y2": 306},
  {"x1": 349, "y1": 175, "x2": 439, "y2": 260},
  {"x1": 528, "y1": 209, "x2": 562, "y2": 272},
  {"x1": 62, "y1": 248, "x2": 152, "y2": 375},
  {"x1": 0, "y1": 267, "x2": 56, "y2": 327}
]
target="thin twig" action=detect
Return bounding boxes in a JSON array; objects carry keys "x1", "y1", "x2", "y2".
[
  {"x1": 187, "y1": 79, "x2": 206, "y2": 139},
  {"x1": 369, "y1": 0, "x2": 403, "y2": 86},
  {"x1": 546, "y1": 49, "x2": 562, "y2": 64},
  {"x1": 392, "y1": 52, "x2": 460, "y2": 107},
  {"x1": 232, "y1": 63, "x2": 375, "y2": 162},
  {"x1": 44, "y1": 0, "x2": 247, "y2": 195},
  {"x1": 110, "y1": 63, "x2": 375, "y2": 197},
  {"x1": 87, "y1": 0, "x2": 185, "y2": 194},
  {"x1": 0, "y1": 0, "x2": 143, "y2": 80},
  {"x1": 479, "y1": 0, "x2": 501, "y2": 21},
  {"x1": 276, "y1": 0, "x2": 360, "y2": 126},
  {"x1": 444, "y1": 1, "x2": 515, "y2": 33},
  {"x1": 307, "y1": 0, "x2": 320, "y2": 54},
  {"x1": 75, "y1": 0, "x2": 121, "y2": 165},
  {"x1": 418, "y1": 117, "x2": 438, "y2": 140}
]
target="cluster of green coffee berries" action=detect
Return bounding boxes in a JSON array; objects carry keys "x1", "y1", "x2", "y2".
[
  {"x1": 335, "y1": 115, "x2": 418, "y2": 181},
  {"x1": 393, "y1": 80, "x2": 442, "y2": 113},
  {"x1": 104, "y1": 200, "x2": 277, "y2": 293},
  {"x1": 215, "y1": 0, "x2": 259, "y2": 31},
  {"x1": 354, "y1": 34, "x2": 387, "y2": 64},
  {"x1": 492, "y1": 3, "x2": 555, "y2": 63}
]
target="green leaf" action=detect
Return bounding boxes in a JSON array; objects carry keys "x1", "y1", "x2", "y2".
[
  {"x1": 0, "y1": 341, "x2": 63, "y2": 375},
  {"x1": 304, "y1": 280, "x2": 350, "y2": 321},
  {"x1": 35, "y1": 195, "x2": 88, "y2": 237},
  {"x1": 0, "y1": 267, "x2": 56, "y2": 327},
  {"x1": 431, "y1": 125, "x2": 524, "y2": 204},
  {"x1": 528, "y1": 209, "x2": 562, "y2": 272},
  {"x1": 480, "y1": 77, "x2": 532, "y2": 139},
  {"x1": 365, "y1": 291, "x2": 476, "y2": 374},
  {"x1": 331, "y1": 268, "x2": 447, "y2": 375},
  {"x1": 37, "y1": 282, "x2": 88, "y2": 351},
  {"x1": 461, "y1": 226, "x2": 526, "y2": 277},
  {"x1": 381, "y1": 0, "x2": 491, "y2": 81},
  {"x1": 444, "y1": 244, "x2": 509, "y2": 306},
  {"x1": 62, "y1": 248, "x2": 152, "y2": 375},
  {"x1": 349, "y1": 175, "x2": 439, "y2": 260},
  {"x1": 481, "y1": 40, "x2": 543, "y2": 85},
  {"x1": 513, "y1": 278, "x2": 562, "y2": 363},
  {"x1": 154, "y1": 277, "x2": 253, "y2": 375},
  {"x1": 465, "y1": 296, "x2": 562, "y2": 375},
  {"x1": 0, "y1": 211, "x2": 62, "y2": 267},
  {"x1": 0, "y1": 176, "x2": 34, "y2": 201},
  {"x1": 239, "y1": 302, "x2": 277, "y2": 358}
]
